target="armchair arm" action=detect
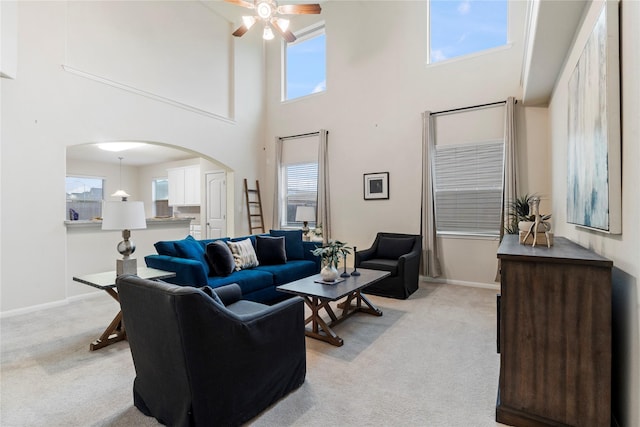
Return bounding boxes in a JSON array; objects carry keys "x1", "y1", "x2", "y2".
[
  {"x1": 144, "y1": 254, "x2": 208, "y2": 286},
  {"x1": 227, "y1": 295, "x2": 304, "y2": 324},
  {"x1": 355, "y1": 246, "x2": 377, "y2": 265},
  {"x1": 396, "y1": 250, "x2": 421, "y2": 278},
  {"x1": 211, "y1": 283, "x2": 242, "y2": 306}
]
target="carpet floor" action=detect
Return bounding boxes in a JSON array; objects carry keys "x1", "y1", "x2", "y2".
[{"x1": 1, "y1": 281, "x2": 507, "y2": 426}]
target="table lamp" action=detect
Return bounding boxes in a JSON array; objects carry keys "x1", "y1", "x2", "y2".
[
  {"x1": 295, "y1": 206, "x2": 315, "y2": 241},
  {"x1": 102, "y1": 200, "x2": 147, "y2": 275}
]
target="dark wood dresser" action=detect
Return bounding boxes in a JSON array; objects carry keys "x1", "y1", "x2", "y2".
[{"x1": 496, "y1": 235, "x2": 612, "y2": 426}]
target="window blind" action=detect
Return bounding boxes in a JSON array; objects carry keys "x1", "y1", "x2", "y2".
[
  {"x1": 283, "y1": 163, "x2": 318, "y2": 227},
  {"x1": 434, "y1": 140, "x2": 504, "y2": 235}
]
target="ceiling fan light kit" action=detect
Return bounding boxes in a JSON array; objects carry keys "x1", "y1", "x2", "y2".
[
  {"x1": 263, "y1": 25, "x2": 275, "y2": 40},
  {"x1": 226, "y1": 0, "x2": 321, "y2": 42}
]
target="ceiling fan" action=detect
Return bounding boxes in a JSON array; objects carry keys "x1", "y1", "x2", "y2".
[{"x1": 224, "y1": 0, "x2": 321, "y2": 42}]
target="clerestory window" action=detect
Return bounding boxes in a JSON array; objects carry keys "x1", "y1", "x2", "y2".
[
  {"x1": 429, "y1": 0, "x2": 508, "y2": 64},
  {"x1": 283, "y1": 23, "x2": 326, "y2": 101}
]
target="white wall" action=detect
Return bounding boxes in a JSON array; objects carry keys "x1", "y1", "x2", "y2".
[
  {"x1": 0, "y1": 1, "x2": 265, "y2": 313},
  {"x1": 0, "y1": 1, "x2": 18, "y2": 79},
  {"x1": 548, "y1": 1, "x2": 640, "y2": 425},
  {"x1": 261, "y1": 1, "x2": 551, "y2": 286}
]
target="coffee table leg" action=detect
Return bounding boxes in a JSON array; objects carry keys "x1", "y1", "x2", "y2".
[
  {"x1": 302, "y1": 296, "x2": 344, "y2": 347},
  {"x1": 339, "y1": 290, "x2": 383, "y2": 318},
  {"x1": 354, "y1": 291, "x2": 383, "y2": 316},
  {"x1": 90, "y1": 288, "x2": 127, "y2": 351}
]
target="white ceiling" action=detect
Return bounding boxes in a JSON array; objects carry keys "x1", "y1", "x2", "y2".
[{"x1": 66, "y1": 143, "x2": 197, "y2": 166}]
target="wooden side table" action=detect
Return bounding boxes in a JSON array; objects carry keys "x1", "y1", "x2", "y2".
[{"x1": 73, "y1": 267, "x2": 176, "y2": 350}]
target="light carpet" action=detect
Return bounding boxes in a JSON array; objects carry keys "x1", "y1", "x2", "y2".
[{"x1": 1, "y1": 281, "x2": 507, "y2": 426}]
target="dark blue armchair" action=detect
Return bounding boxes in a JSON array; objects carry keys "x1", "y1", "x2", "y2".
[{"x1": 116, "y1": 275, "x2": 306, "y2": 427}]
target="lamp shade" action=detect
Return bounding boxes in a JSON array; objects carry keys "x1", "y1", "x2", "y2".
[
  {"x1": 102, "y1": 201, "x2": 147, "y2": 230},
  {"x1": 295, "y1": 206, "x2": 315, "y2": 222}
]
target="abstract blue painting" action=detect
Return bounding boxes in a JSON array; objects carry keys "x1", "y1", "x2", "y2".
[{"x1": 567, "y1": 1, "x2": 621, "y2": 234}]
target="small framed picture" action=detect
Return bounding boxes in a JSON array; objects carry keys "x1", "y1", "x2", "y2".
[{"x1": 363, "y1": 172, "x2": 389, "y2": 200}]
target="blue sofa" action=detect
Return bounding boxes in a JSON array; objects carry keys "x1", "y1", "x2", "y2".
[{"x1": 144, "y1": 231, "x2": 321, "y2": 304}]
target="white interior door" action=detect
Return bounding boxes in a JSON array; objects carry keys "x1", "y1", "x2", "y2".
[{"x1": 205, "y1": 171, "x2": 226, "y2": 239}]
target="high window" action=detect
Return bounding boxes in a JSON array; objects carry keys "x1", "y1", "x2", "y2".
[
  {"x1": 283, "y1": 23, "x2": 326, "y2": 101},
  {"x1": 429, "y1": 0, "x2": 508, "y2": 64},
  {"x1": 66, "y1": 176, "x2": 104, "y2": 220},
  {"x1": 433, "y1": 140, "x2": 504, "y2": 236}
]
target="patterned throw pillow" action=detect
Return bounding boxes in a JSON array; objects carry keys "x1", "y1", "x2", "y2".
[{"x1": 226, "y1": 238, "x2": 259, "y2": 271}]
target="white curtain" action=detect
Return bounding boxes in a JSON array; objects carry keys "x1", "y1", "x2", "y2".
[
  {"x1": 272, "y1": 137, "x2": 283, "y2": 230},
  {"x1": 317, "y1": 129, "x2": 331, "y2": 244},
  {"x1": 495, "y1": 97, "x2": 517, "y2": 281},
  {"x1": 420, "y1": 112, "x2": 442, "y2": 277},
  {"x1": 499, "y1": 97, "x2": 518, "y2": 242}
]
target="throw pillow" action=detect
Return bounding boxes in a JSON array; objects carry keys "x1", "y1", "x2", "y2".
[
  {"x1": 199, "y1": 286, "x2": 224, "y2": 306},
  {"x1": 256, "y1": 235, "x2": 287, "y2": 265},
  {"x1": 154, "y1": 240, "x2": 177, "y2": 257},
  {"x1": 174, "y1": 236, "x2": 209, "y2": 272},
  {"x1": 270, "y1": 229, "x2": 304, "y2": 260},
  {"x1": 377, "y1": 237, "x2": 415, "y2": 260},
  {"x1": 205, "y1": 241, "x2": 235, "y2": 277},
  {"x1": 226, "y1": 238, "x2": 259, "y2": 271}
]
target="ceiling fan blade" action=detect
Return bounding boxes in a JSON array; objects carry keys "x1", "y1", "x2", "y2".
[
  {"x1": 232, "y1": 24, "x2": 250, "y2": 37},
  {"x1": 223, "y1": 0, "x2": 255, "y2": 9},
  {"x1": 277, "y1": 4, "x2": 321, "y2": 15},
  {"x1": 272, "y1": 23, "x2": 297, "y2": 43}
]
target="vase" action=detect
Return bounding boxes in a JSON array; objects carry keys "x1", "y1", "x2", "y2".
[
  {"x1": 320, "y1": 265, "x2": 339, "y2": 282},
  {"x1": 518, "y1": 220, "x2": 548, "y2": 233}
]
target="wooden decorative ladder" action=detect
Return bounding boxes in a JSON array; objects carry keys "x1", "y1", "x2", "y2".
[{"x1": 244, "y1": 179, "x2": 265, "y2": 234}]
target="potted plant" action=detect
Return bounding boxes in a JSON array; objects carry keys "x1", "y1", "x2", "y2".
[
  {"x1": 311, "y1": 239, "x2": 351, "y2": 282},
  {"x1": 505, "y1": 194, "x2": 534, "y2": 234}
]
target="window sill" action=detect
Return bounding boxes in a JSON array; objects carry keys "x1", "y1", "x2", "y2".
[{"x1": 436, "y1": 232, "x2": 500, "y2": 241}]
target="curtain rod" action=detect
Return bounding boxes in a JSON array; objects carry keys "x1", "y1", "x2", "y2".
[
  {"x1": 278, "y1": 130, "x2": 327, "y2": 141},
  {"x1": 430, "y1": 100, "x2": 514, "y2": 117}
]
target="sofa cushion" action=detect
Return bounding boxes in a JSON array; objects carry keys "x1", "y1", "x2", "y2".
[
  {"x1": 256, "y1": 260, "x2": 318, "y2": 286},
  {"x1": 359, "y1": 258, "x2": 399, "y2": 276},
  {"x1": 205, "y1": 241, "x2": 235, "y2": 277},
  {"x1": 377, "y1": 237, "x2": 415, "y2": 260},
  {"x1": 256, "y1": 235, "x2": 287, "y2": 265},
  {"x1": 226, "y1": 238, "x2": 259, "y2": 271},
  {"x1": 174, "y1": 236, "x2": 209, "y2": 274},
  {"x1": 270, "y1": 229, "x2": 304, "y2": 260},
  {"x1": 154, "y1": 240, "x2": 177, "y2": 257},
  {"x1": 208, "y1": 269, "x2": 274, "y2": 295}
]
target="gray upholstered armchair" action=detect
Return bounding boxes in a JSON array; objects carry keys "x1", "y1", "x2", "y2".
[
  {"x1": 116, "y1": 275, "x2": 306, "y2": 427},
  {"x1": 355, "y1": 232, "x2": 422, "y2": 299}
]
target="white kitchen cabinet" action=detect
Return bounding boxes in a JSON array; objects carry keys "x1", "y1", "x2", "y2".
[{"x1": 168, "y1": 165, "x2": 200, "y2": 206}]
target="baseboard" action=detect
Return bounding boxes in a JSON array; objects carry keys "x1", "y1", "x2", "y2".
[
  {"x1": 0, "y1": 291, "x2": 103, "y2": 319},
  {"x1": 422, "y1": 276, "x2": 500, "y2": 291}
]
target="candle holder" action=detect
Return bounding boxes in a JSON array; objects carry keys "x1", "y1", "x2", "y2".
[
  {"x1": 340, "y1": 253, "x2": 350, "y2": 278},
  {"x1": 351, "y1": 246, "x2": 361, "y2": 276}
]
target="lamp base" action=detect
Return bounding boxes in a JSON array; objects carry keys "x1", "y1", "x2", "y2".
[{"x1": 116, "y1": 258, "x2": 137, "y2": 276}]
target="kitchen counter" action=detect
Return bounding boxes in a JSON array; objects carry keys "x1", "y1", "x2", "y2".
[{"x1": 64, "y1": 217, "x2": 195, "y2": 228}]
